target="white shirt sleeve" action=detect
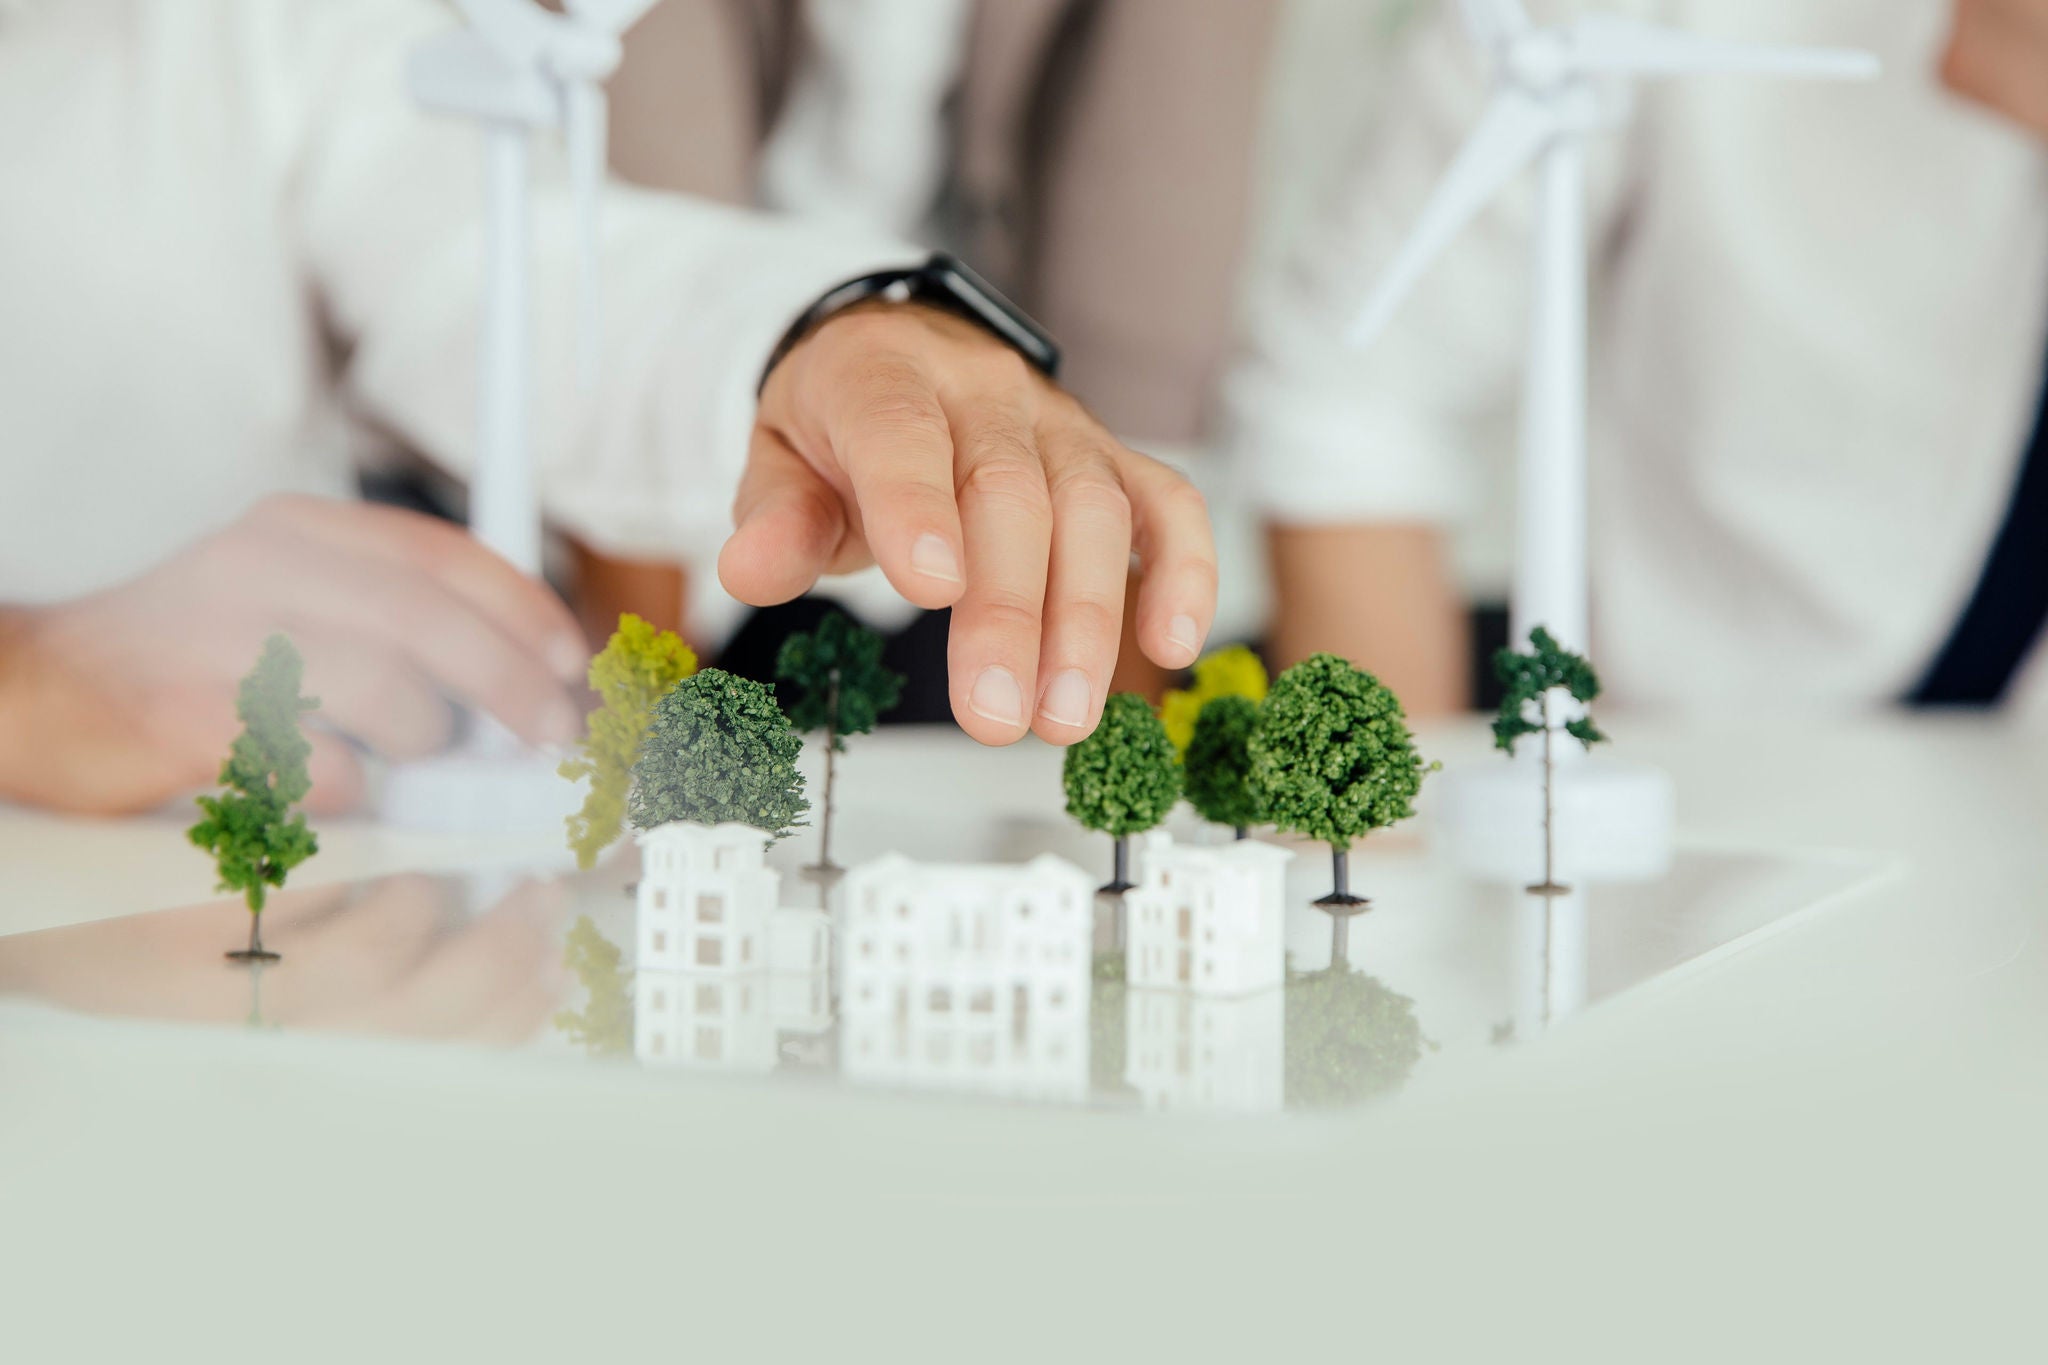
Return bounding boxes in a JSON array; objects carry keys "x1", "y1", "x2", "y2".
[
  {"x1": 1223, "y1": 3, "x2": 1643, "y2": 527},
  {"x1": 277, "y1": 0, "x2": 914, "y2": 566}
]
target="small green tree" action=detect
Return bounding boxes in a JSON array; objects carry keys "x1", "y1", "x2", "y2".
[
  {"x1": 1492, "y1": 625, "x2": 1606, "y2": 897},
  {"x1": 1062, "y1": 692, "x2": 1181, "y2": 896},
  {"x1": 628, "y1": 669, "x2": 809, "y2": 839},
  {"x1": 560, "y1": 613, "x2": 698, "y2": 870},
  {"x1": 1249, "y1": 653, "x2": 1433, "y2": 966},
  {"x1": 1183, "y1": 694, "x2": 1267, "y2": 838},
  {"x1": 774, "y1": 610, "x2": 903, "y2": 879},
  {"x1": 552, "y1": 915, "x2": 633, "y2": 1058},
  {"x1": 188, "y1": 634, "x2": 320, "y2": 962}
]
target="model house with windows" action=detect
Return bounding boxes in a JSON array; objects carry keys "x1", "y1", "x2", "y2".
[
  {"x1": 632, "y1": 822, "x2": 834, "y2": 1073},
  {"x1": 1123, "y1": 832, "x2": 1292, "y2": 996},
  {"x1": 1124, "y1": 988, "x2": 1284, "y2": 1115},
  {"x1": 834, "y1": 852, "x2": 1092, "y2": 1103}
]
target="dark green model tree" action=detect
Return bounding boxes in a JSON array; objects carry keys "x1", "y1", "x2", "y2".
[
  {"x1": 1062, "y1": 692, "x2": 1182, "y2": 896},
  {"x1": 1183, "y1": 694, "x2": 1267, "y2": 839},
  {"x1": 1249, "y1": 653, "x2": 1433, "y2": 967},
  {"x1": 1493, "y1": 626, "x2": 1606, "y2": 898},
  {"x1": 628, "y1": 668, "x2": 809, "y2": 839},
  {"x1": 188, "y1": 633, "x2": 321, "y2": 963},
  {"x1": 774, "y1": 610, "x2": 903, "y2": 880}
]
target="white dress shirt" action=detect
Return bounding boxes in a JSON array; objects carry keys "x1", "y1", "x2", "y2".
[
  {"x1": 0, "y1": 0, "x2": 910, "y2": 640},
  {"x1": 1225, "y1": 0, "x2": 2048, "y2": 714}
]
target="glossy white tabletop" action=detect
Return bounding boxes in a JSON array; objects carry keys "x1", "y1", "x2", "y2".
[{"x1": 2, "y1": 714, "x2": 2043, "y2": 1361}]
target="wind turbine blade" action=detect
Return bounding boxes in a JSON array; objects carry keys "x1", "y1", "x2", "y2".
[
  {"x1": 454, "y1": 0, "x2": 563, "y2": 66},
  {"x1": 565, "y1": 0, "x2": 660, "y2": 36},
  {"x1": 407, "y1": 29, "x2": 557, "y2": 125},
  {"x1": 1564, "y1": 16, "x2": 1880, "y2": 81},
  {"x1": 1455, "y1": 0, "x2": 1531, "y2": 49},
  {"x1": 1348, "y1": 90, "x2": 1557, "y2": 348},
  {"x1": 565, "y1": 81, "x2": 606, "y2": 390}
]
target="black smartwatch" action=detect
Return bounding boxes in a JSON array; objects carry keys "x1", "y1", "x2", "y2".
[{"x1": 757, "y1": 251, "x2": 1061, "y2": 395}]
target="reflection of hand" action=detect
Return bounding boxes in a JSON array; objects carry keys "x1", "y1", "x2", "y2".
[
  {"x1": 0, "y1": 495, "x2": 590, "y2": 815},
  {"x1": 0, "y1": 874, "x2": 568, "y2": 1046},
  {"x1": 1943, "y1": 0, "x2": 2048, "y2": 137},
  {"x1": 724, "y1": 301, "x2": 1218, "y2": 747}
]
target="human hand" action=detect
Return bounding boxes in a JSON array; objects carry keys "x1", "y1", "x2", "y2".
[
  {"x1": 0, "y1": 495, "x2": 590, "y2": 815},
  {"x1": 719, "y1": 301, "x2": 1218, "y2": 746},
  {"x1": 0, "y1": 874, "x2": 568, "y2": 1046},
  {"x1": 1942, "y1": 0, "x2": 2048, "y2": 137}
]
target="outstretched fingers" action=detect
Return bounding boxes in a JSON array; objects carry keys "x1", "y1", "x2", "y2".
[
  {"x1": 720, "y1": 425, "x2": 850, "y2": 606},
  {"x1": 1119, "y1": 450, "x2": 1217, "y2": 672}
]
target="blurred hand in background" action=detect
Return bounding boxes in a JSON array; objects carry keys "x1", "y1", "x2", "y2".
[
  {"x1": 1943, "y1": 0, "x2": 2048, "y2": 137},
  {"x1": 0, "y1": 496, "x2": 589, "y2": 815}
]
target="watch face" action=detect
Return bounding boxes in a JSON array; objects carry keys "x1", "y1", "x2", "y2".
[{"x1": 921, "y1": 255, "x2": 1061, "y2": 378}]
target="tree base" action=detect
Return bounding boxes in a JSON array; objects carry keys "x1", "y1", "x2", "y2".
[
  {"x1": 1525, "y1": 881, "x2": 1572, "y2": 898},
  {"x1": 1097, "y1": 879, "x2": 1136, "y2": 898},
  {"x1": 225, "y1": 948, "x2": 281, "y2": 964},
  {"x1": 802, "y1": 862, "x2": 846, "y2": 888},
  {"x1": 1313, "y1": 892, "x2": 1371, "y2": 916}
]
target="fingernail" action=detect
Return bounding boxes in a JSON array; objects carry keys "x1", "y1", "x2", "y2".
[
  {"x1": 1039, "y1": 669, "x2": 1091, "y2": 729},
  {"x1": 968, "y1": 667, "x2": 1024, "y2": 728},
  {"x1": 910, "y1": 534, "x2": 963, "y2": 585},
  {"x1": 549, "y1": 636, "x2": 589, "y2": 682},
  {"x1": 1167, "y1": 614, "x2": 1204, "y2": 658}
]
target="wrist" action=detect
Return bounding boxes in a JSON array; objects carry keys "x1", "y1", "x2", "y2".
[{"x1": 757, "y1": 251, "x2": 1060, "y2": 396}]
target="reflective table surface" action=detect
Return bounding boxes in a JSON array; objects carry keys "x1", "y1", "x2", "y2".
[{"x1": 2, "y1": 717, "x2": 2043, "y2": 1361}]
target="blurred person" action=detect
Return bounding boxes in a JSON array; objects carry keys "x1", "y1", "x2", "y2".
[
  {"x1": 0, "y1": 0, "x2": 1219, "y2": 815},
  {"x1": 1227, "y1": 0, "x2": 2048, "y2": 718},
  {"x1": 562, "y1": 0, "x2": 1279, "y2": 703}
]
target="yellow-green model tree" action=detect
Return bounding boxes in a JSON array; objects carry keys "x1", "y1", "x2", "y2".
[
  {"x1": 188, "y1": 633, "x2": 320, "y2": 962},
  {"x1": 1159, "y1": 644, "x2": 1268, "y2": 756},
  {"x1": 560, "y1": 613, "x2": 698, "y2": 869}
]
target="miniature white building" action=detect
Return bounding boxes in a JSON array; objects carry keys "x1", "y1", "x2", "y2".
[
  {"x1": 1123, "y1": 832, "x2": 1292, "y2": 996},
  {"x1": 1125, "y1": 988, "x2": 1284, "y2": 1115},
  {"x1": 835, "y1": 853, "x2": 1092, "y2": 1103},
  {"x1": 632, "y1": 822, "x2": 833, "y2": 1073},
  {"x1": 636, "y1": 821, "x2": 783, "y2": 973}
]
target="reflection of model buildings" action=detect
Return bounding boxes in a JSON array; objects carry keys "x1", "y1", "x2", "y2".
[
  {"x1": 1125, "y1": 989, "x2": 1283, "y2": 1114},
  {"x1": 1124, "y1": 833, "x2": 1290, "y2": 996},
  {"x1": 836, "y1": 853, "x2": 1091, "y2": 1103},
  {"x1": 632, "y1": 822, "x2": 831, "y2": 1073}
]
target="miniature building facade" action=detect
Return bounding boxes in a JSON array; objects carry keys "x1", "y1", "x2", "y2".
[
  {"x1": 1125, "y1": 988, "x2": 1284, "y2": 1115},
  {"x1": 835, "y1": 853, "x2": 1092, "y2": 1103},
  {"x1": 1123, "y1": 833, "x2": 1291, "y2": 996},
  {"x1": 635, "y1": 821, "x2": 780, "y2": 974},
  {"x1": 633, "y1": 822, "x2": 833, "y2": 1073}
]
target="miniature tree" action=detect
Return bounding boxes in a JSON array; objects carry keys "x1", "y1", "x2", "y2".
[
  {"x1": 1062, "y1": 692, "x2": 1182, "y2": 897},
  {"x1": 1249, "y1": 653, "x2": 1433, "y2": 967},
  {"x1": 552, "y1": 915, "x2": 633, "y2": 1058},
  {"x1": 628, "y1": 668, "x2": 809, "y2": 839},
  {"x1": 1182, "y1": 694, "x2": 1267, "y2": 839},
  {"x1": 1492, "y1": 625, "x2": 1607, "y2": 898},
  {"x1": 1160, "y1": 644, "x2": 1269, "y2": 756},
  {"x1": 188, "y1": 633, "x2": 320, "y2": 962},
  {"x1": 774, "y1": 610, "x2": 904, "y2": 881},
  {"x1": 560, "y1": 613, "x2": 698, "y2": 870}
]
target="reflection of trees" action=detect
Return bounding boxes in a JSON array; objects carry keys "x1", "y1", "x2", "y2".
[
  {"x1": 553, "y1": 916, "x2": 632, "y2": 1057},
  {"x1": 1283, "y1": 967, "x2": 1425, "y2": 1109},
  {"x1": 1089, "y1": 953, "x2": 1134, "y2": 1099}
]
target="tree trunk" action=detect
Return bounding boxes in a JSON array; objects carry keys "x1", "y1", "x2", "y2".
[
  {"x1": 1101, "y1": 836, "x2": 1135, "y2": 896},
  {"x1": 1528, "y1": 690, "x2": 1569, "y2": 898},
  {"x1": 1233, "y1": 825, "x2": 1249, "y2": 841},
  {"x1": 815, "y1": 671, "x2": 840, "y2": 873}
]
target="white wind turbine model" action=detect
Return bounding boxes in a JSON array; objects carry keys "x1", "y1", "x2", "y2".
[
  {"x1": 384, "y1": 0, "x2": 655, "y2": 833},
  {"x1": 1351, "y1": 0, "x2": 1877, "y2": 656},
  {"x1": 406, "y1": 0, "x2": 656, "y2": 579},
  {"x1": 1352, "y1": 1, "x2": 1877, "y2": 887}
]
